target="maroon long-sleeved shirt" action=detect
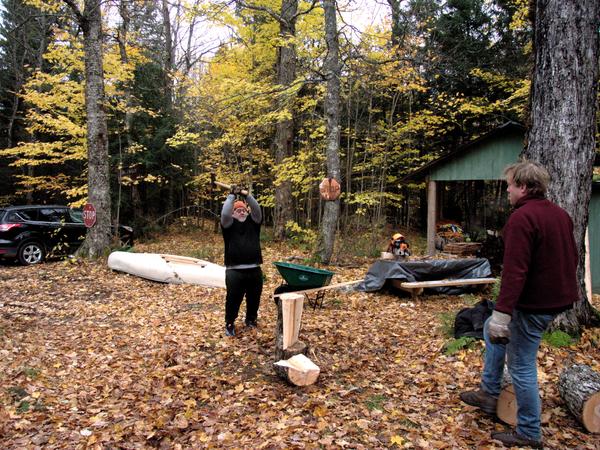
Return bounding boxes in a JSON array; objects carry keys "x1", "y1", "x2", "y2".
[{"x1": 495, "y1": 195, "x2": 579, "y2": 315}]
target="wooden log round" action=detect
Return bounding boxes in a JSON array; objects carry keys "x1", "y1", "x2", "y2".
[
  {"x1": 274, "y1": 353, "x2": 320, "y2": 386},
  {"x1": 558, "y1": 364, "x2": 600, "y2": 433}
]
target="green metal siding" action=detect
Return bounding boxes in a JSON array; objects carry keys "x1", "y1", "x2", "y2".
[
  {"x1": 590, "y1": 190, "x2": 600, "y2": 293},
  {"x1": 430, "y1": 131, "x2": 523, "y2": 181}
]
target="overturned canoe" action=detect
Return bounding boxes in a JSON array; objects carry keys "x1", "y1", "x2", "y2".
[{"x1": 107, "y1": 252, "x2": 225, "y2": 288}]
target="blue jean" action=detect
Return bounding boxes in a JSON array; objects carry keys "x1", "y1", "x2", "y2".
[{"x1": 481, "y1": 310, "x2": 555, "y2": 441}]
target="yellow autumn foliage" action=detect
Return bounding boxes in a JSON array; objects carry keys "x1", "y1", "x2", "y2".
[{"x1": 0, "y1": 23, "x2": 148, "y2": 201}]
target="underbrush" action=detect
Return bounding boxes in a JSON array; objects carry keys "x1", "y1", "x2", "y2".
[{"x1": 334, "y1": 226, "x2": 423, "y2": 261}]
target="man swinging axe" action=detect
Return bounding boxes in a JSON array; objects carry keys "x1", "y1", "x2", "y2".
[{"x1": 218, "y1": 182, "x2": 264, "y2": 337}]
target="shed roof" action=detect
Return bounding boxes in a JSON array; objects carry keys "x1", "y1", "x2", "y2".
[{"x1": 402, "y1": 122, "x2": 525, "y2": 182}]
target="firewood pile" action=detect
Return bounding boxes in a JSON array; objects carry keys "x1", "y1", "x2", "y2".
[{"x1": 443, "y1": 242, "x2": 482, "y2": 256}]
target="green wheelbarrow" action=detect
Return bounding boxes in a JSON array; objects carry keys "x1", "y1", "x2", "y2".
[
  {"x1": 273, "y1": 261, "x2": 337, "y2": 309},
  {"x1": 273, "y1": 261, "x2": 334, "y2": 309},
  {"x1": 273, "y1": 261, "x2": 334, "y2": 289}
]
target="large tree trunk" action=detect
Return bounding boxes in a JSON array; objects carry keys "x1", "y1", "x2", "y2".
[
  {"x1": 318, "y1": 0, "x2": 341, "y2": 264},
  {"x1": 273, "y1": 0, "x2": 298, "y2": 240},
  {"x1": 67, "y1": 0, "x2": 112, "y2": 257},
  {"x1": 523, "y1": 0, "x2": 600, "y2": 333}
]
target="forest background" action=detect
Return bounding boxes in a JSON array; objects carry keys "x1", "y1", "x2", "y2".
[{"x1": 0, "y1": 0, "x2": 539, "y2": 248}]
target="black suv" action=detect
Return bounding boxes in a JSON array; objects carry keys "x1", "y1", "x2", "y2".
[{"x1": 0, "y1": 205, "x2": 134, "y2": 265}]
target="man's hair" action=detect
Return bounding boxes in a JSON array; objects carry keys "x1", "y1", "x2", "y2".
[{"x1": 503, "y1": 161, "x2": 550, "y2": 197}]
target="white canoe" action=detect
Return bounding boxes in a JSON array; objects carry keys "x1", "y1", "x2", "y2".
[{"x1": 107, "y1": 251, "x2": 225, "y2": 288}]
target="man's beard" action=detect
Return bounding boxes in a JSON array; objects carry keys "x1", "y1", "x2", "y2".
[{"x1": 233, "y1": 213, "x2": 248, "y2": 222}]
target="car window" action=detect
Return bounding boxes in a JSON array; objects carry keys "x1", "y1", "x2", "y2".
[
  {"x1": 13, "y1": 209, "x2": 39, "y2": 221},
  {"x1": 38, "y1": 208, "x2": 64, "y2": 222},
  {"x1": 7, "y1": 212, "x2": 24, "y2": 222},
  {"x1": 69, "y1": 209, "x2": 84, "y2": 223},
  {"x1": 52, "y1": 208, "x2": 71, "y2": 222}
]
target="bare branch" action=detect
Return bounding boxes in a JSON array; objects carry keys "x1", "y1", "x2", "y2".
[
  {"x1": 234, "y1": 0, "x2": 287, "y2": 27},
  {"x1": 62, "y1": 0, "x2": 84, "y2": 23},
  {"x1": 293, "y1": 0, "x2": 319, "y2": 20}
]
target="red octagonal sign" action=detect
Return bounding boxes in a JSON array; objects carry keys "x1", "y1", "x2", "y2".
[{"x1": 83, "y1": 203, "x2": 97, "y2": 228}]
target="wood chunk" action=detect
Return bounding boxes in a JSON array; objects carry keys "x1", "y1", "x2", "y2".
[
  {"x1": 274, "y1": 354, "x2": 320, "y2": 386},
  {"x1": 281, "y1": 293, "x2": 303, "y2": 349},
  {"x1": 275, "y1": 293, "x2": 307, "y2": 361},
  {"x1": 497, "y1": 384, "x2": 517, "y2": 426}
]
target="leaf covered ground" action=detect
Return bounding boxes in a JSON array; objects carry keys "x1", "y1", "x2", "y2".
[{"x1": 1, "y1": 228, "x2": 599, "y2": 449}]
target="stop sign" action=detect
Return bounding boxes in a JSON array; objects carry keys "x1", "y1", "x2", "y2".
[{"x1": 83, "y1": 203, "x2": 96, "y2": 228}]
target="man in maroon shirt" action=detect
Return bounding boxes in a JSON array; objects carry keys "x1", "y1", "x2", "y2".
[{"x1": 460, "y1": 161, "x2": 579, "y2": 448}]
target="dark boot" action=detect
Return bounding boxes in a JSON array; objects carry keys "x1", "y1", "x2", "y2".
[
  {"x1": 491, "y1": 430, "x2": 543, "y2": 449},
  {"x1": 225, "y1": 323, "x2": 235, "y2": 337},
  {"x1": 459, "y1": 389, "x2": 498, "y2": 415}
]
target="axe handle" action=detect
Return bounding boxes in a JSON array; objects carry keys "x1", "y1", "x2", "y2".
[{"x1": 213, "y1": 180, "x2": 249, "y2": 196}]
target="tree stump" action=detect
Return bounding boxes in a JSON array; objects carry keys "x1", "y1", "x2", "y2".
[
  {"x1": 274, "y1": 353, "x2": 320, "y2": 386},
  {"x1": 558, "y1": 364, "x2": 600, "y2": 433},
  {"x1": 275, "y1": 293, "x2": 307, "y2": 362}
]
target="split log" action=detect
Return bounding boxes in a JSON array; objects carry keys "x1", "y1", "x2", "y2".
[
  {"x1": 274, "y1": 353, "x2": 320, "y2": 386},
  {"x1": 558, "y1": 364, "x2": 600, "y2": 433},
  {"x1": 275, "y1": 293, "x2": 307, "y2": 361}
]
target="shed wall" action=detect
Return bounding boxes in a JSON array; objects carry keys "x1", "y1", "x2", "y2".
[{"x1": 430, "y1": 132, "x2": 522, "y2": 181}]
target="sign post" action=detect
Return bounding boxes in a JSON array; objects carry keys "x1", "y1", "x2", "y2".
[{"x1": 83, "y1": 203, "x2": 97, "y2": 228}]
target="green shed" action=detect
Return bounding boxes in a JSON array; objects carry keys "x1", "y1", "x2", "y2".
[{"x1": 403, "y1": 122, "x2": 600, "y2": 294}]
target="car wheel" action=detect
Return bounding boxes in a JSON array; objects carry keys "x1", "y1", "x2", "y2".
[{"x1": 18, "y1": 241, "x2": 45, "y2": 265}]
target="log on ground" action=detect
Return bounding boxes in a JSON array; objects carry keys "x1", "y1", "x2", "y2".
[
  {"x1": 274, "y1": 353, "x2": 320, "y2": 386},
  {"x1": 558, "y1": 364, "x2": 600, "y2": 433}
]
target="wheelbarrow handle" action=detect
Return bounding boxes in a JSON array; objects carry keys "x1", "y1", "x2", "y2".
[{"x1": 213, "y1": 181, "x2": 249, "y2": 196}]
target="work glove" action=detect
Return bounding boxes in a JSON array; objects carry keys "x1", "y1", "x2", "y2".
[
  {"x1": 230, "y1": 184, "x2": 242, "y2": 195},
  {"x1": 487, "y1": 310, "x2": 511, "y2": 344}
]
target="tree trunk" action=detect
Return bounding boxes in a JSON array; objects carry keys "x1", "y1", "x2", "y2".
[
  {"x1": 70, "y1": 0, "x2": 112, "y2": 258},
  {"x1": 523, "y1": 0, "x2": 600, "y2": 333},
  {"x1": 558, "y1": 364, "x2": 600, "y2": 433},
  {"x1": 386, "y1": 0, "x2": 406, "y2": 48},
  {"x1": 273, "y1": 0, "x2": 298, "y2": 240},
  {"x1": 161, "y1": 0, "x2": 173, "y2": 112},
  {"x1": 318, "y1": 0, "x2": 341, "y2": 264},
  {"x1": 117, "y1": 0, "x2": 133, "y2": 149}
]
